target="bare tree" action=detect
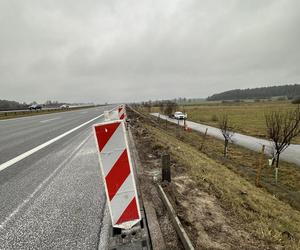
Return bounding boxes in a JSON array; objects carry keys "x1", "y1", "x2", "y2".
[
  {"x1": 218, "y1": 114, "x2": 234, "y2": 158},
  {"x1": 164, "y1": 101, "x2": 177, "y2": 117},
  {"x1": 158, "y1": 102, "x2": 164, "y2": 122},
  {"x1": 162, "y1": 101, "x2": 177, "y2": 128},
  {"x1": 143, "y1": 102, "x2": 152, "y2": 113},
  {"x1": 199, "y1": 128, "x2": 208, "y2": 151},
  {"x1": 265, "y1": 106, "x2": 300, "y2": 183}
]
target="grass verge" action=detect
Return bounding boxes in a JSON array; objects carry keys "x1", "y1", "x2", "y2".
[
  {"x1": 148, "y1": 124, "x2": 300, "y2": 248},
  {"x1": 153, "y1": 118, "x2": 300, "y2": 211},
  {"x1": 150, "y1": 101, "x2": 300, "y2": 144},
  {"x1": 129, "y1": 107, "x2": 300, "y2": 248}
]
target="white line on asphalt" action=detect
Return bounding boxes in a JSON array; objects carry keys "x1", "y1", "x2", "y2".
[
  {"x1": 0, "y1": 133, "x2": 92, "y2": 230},
  {"x1": 0, "y1": 107, "x2": 100, "y2": 123},
  {"x1": 40, "y1": 117, "x2": 61, "y2": 123},
  {"x1": 0, "y1": 113, "x2": 105, "y2": 172}
]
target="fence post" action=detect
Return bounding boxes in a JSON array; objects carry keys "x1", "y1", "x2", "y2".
[
  {"x1": 162, "y1": 154, "x2": 171, "y2": 182},
  {"x1": 255, "y1": 145, "x2": 265, "y2": 187},
  {"x1": 200, "y1": 128, "x2": 208, "y2": 151}
]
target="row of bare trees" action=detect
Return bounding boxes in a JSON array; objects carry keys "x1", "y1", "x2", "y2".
[
  {"x1": 141, "y1": 101, "x2": 178, "y2": 128},
  {"x1": 140, "y1": 100, "x2": 300, "y2": 185},
  {"x1": 218, "y1": 106, "x2": 300, "y2": 184},
  {"x1": 141, "y1": 101, "x2": 178, "y2": 116}
]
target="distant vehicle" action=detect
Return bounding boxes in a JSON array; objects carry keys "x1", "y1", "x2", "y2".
[
  {"x1": 173, "y1": 111, "x2": 187, "y2": 120},
  {"x1": 60, "y1": 104, "x2": 69, "y2": 109},
  {"x1": 29, "y1": 104, "x2": 42, "y2": 110}
]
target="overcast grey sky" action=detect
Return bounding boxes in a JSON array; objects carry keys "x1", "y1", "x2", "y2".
[{"x1": 0, "y1": 0, "x2": 299, "y2": 104}]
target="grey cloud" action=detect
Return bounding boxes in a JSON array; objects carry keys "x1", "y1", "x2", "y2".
[{"x1": 0, "y1": 0, "x2": 300, "y2": 103}]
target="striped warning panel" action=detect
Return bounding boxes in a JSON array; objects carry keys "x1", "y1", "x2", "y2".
[
  {"x1": 93, "y1": 120, "x2": 141, "y2": 229},
  {"x1": 118, "y1": 104, "x2": 126, "y2": 120}
]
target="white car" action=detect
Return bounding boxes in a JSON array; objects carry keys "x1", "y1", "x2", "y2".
[
  {"x1": 60, "y1": 104, "x2": 69, "y2": 109},
  {"x1": 173, "y1": 111, "x2": 187, "y2": 120},
  {"x1": 28, "y1": 104, "x2": 42, "y2": 110}
]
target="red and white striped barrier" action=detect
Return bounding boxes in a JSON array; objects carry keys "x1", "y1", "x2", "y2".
[
  {"x1": 104, "y1": 110, "x2": 119, "y2": 121},
  {"x1": 118, "y1": 104, "x2": 126, "y2": 120},
  {"x1": 93, "y1": 120, "x2": 141, "y2": 229}
]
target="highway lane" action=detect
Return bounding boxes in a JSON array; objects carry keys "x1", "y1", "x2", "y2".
[
  {"x1": 0, "y1": 106, "x2": 113, "y2": 164},
  {"x1": 0, "y1": 106, "x2": 113, "y2": 249},
  {"x1": 0, "y1": 105, "x2": 93, "y2": 114},
  {"x1": 151, "y1": 113, "x2": 300, "y2": 166}
]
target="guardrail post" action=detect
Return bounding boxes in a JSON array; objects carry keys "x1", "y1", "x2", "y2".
[
  {"x1": 177, "y1": 119, "x2": 180, "y2": 137},
  {"x1": 162, "y1": 154, "x2": 171, "y2": 182}
]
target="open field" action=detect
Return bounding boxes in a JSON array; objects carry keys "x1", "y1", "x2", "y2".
[
  {"x1": 136, "y1": 106, "x2": 300, "y2": 210},
  {"x1": 0, "y1": 105, "x2": 97, "y2": 120},
  {"x1": 129, "y1": 107, "x2": 300, "y2": 249},
  {"x1": 151, "y1": 101, "x2": 300, "y2": 144}
]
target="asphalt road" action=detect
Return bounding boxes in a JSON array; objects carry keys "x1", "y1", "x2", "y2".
[
  {"x1": 152, "y1": 113, "x2": 300, "y2": 166},
  {"x1": 0, "y1": 105, "x2": 93, "y2": 114},
  {"x1": 0, "y1": 106, "x2": 114, "y2": 249}
]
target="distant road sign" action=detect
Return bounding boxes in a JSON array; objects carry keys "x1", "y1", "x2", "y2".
[{"x1": 93, "y1": 120, "x2": 141, "y2": 229}]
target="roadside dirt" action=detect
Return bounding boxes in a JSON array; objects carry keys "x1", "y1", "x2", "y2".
[
  {"x1": 130, "y1": 118, "x2": 183, "y2": 250},
  {"x1": 166, "y1": 177, "x2": 269, "y2": 249},
  {"x1": 128, "y1": 107, "x2": 281, "y2": 250}
]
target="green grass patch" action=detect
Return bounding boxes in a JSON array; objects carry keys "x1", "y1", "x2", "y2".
[
  {"x1": 150, "y1": 101, "x2": 300, "y2": 144},
  {"x1": 144, "y1": 122, "x2": 300, "y2": 248}
]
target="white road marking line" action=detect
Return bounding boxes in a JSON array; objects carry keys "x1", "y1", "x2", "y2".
[
  {"x1": 0, "y1": 107, "x2": 99, "y2": 122},
  {"x1": 0, "y1": 113, "x2": 104, "y2": 172},
  {"x1": 40, "y1": 117, "x2": 61, "y2": 123},
  {"x1": 0, "y1": 133, "x2": 92, "y2": 230}
]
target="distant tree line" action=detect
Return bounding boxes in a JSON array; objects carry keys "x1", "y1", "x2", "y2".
[
  {"x1": 0, "y1": 99, "x2": 28, "y2": 111},
  {"x1": 207, "y1": 84, "x2": 300, "y2": 101},
  {"x1": 0, "y1": 99, "x2": 72, "y2": 111},
  {"x1": 140, "y1": 100, "x2": 178, "y2": 115},
  {"x1": 137, "y1": 98, "x2": 205, "y2": 107},
  {"x1": 292, "y1": 96, "x2": 300, "y2": 104}
]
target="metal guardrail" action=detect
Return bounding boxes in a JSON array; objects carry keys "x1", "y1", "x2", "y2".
[
  {"x1": 0, "y1": 105, "x2": 95, "y2": 115},
  {"x1": 0, "y1": 108, "x2": 57, "y2": 114},
  {"x1": 127, "y1": 105, "x2": 195, "y2": 249},
  {"x1": 157, "y1": 185, "x2": 195, "y2": 250}
]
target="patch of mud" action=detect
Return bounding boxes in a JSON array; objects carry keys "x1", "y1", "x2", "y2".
[
  {"x1": 168, "y1": 176, "x2": 269, "y2": 250},
  {"x1": 129, "y1": 111, "x2": 183, "y2": 249}
]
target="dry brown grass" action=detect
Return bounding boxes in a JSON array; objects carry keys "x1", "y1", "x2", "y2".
[
  {"x1": 151, "y1": 115, "x2": 300, "y2": 210},
  {"x1": 150, "y1": 101, "x2": 300, "y2": 144},
  {"x1": 144, "y1": 123, "x2": 300, "y2": 249}
]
